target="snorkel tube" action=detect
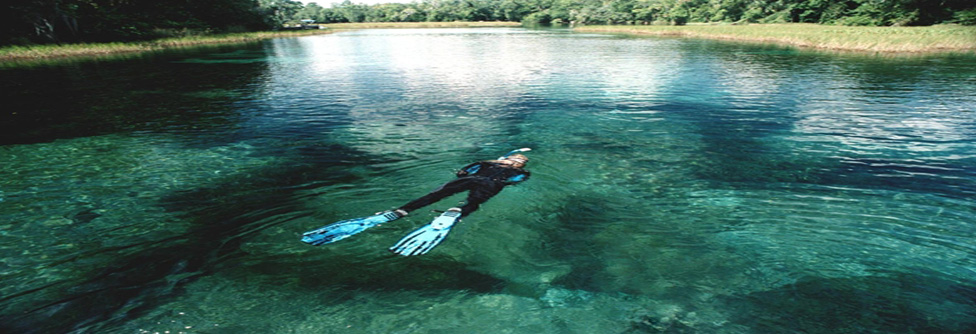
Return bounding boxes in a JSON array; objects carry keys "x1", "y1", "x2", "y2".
[{"x1": 498, "y1": 148, "x2": 532, "y2": 160}]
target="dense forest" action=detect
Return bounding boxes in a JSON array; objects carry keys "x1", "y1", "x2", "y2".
[
  {"x1": 3, "y1": 0, "x2": 975, "y2": 46},
  {"x1": 305, "y1": 0, "x2": 976, "y2": 26}
]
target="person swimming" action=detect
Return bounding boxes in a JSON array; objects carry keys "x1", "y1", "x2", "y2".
[{"x1": 301, "y1": 149, "x2": 531, "y2": 256}]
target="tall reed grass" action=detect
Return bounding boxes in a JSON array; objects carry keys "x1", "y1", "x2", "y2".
[
  {"x1": 0, "y1": 30, "x2": 333, "y2": 64},
  {"x1": 575, "y1": 23, "x2": 976, "y2": 53}
]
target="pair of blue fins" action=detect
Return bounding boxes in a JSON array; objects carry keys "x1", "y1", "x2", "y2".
[{"x1": 301, "y1": 208, "x2": 462, "y2": 256}]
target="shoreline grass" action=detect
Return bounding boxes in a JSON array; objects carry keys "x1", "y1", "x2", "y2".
[
  {"x1": 319, "y1": 21, "x2": 521, "y2": 30},
  {"x1": 0, "y1": 30, "x2": 334, "y2": 65},
  {"x1": 0, "y1": 22, "x2": 520, "y2": 66},
  {"x1": 574, "y1": 23, "x2": 976, "y2": 54},
  {"x1": 6, "y1": 22, "x2": 968, "y2": 65}
]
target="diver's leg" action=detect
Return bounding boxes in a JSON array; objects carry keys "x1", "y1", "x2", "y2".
[
  {"x1": 398, "y1": 178, "x2": 474, "y2": 213},
  {"x1": 457, "y1": 181, "x2": 505, "y2": 217}
]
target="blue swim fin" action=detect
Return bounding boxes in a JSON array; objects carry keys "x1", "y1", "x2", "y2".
[
  {"x1": 389, "y1": 208, "x2": 461, "y2": 256},
  {"x1": 302, "y1": 211, "x2": 403, "y2": 246}
]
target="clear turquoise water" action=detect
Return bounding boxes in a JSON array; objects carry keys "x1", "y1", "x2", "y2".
[{"x1": 2, "y1": 28, "x2": 976, "y2": 333}]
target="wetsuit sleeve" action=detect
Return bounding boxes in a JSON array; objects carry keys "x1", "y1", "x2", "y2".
[
  {"x1": 456, "y1": 162, "x2": 484, "y2": 177},
  {"x1": 504, "y1": 170, "x2": 530, "y2": 184}
]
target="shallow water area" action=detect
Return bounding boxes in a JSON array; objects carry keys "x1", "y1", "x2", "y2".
[{"x1": 2, "y1": 28, "x2": 976, "y2": 333}]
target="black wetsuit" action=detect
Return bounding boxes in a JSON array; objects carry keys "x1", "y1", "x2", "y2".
[{"x1": 398, "y1": 161, "x2": 530, "y2": 217}]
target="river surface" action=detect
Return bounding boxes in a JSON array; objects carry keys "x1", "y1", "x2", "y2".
[{"x1": 2, "y1": 28, "x2": 976, "y2": 333}]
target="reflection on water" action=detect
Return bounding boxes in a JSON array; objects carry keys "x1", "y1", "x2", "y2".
[{"x1": 2, "y1": 28, "x2": 976, "y2": 333}]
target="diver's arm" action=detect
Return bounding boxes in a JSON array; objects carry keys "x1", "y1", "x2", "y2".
[
  {"x1": 456, "y1": 162, "x2": 484, "y2": 177},
  {"x1": 504, "y1": 170, "x2": 530, "y2": 184}
]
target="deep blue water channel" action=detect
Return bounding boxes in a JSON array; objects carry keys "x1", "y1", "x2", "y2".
[{"x1": 2, "y1": 28, "x2": 976, "y2": 333}]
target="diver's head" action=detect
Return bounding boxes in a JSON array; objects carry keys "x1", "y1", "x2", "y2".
[{"x1": 503, "y1": 154, "x2": 528, "y2": 167}]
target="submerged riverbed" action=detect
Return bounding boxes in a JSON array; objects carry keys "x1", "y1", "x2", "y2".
[{"x1": 2, "y1": 28, "x2": 975, "y2": 333}]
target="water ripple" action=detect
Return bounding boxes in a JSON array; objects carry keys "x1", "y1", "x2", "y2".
[{"x1": 3, "y1": 28, "x2": 976, "y2": 334}]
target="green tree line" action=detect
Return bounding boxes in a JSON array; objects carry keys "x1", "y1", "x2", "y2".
[
  {"x1": 1, "y1": 0, "x2": 278, "y2": 45},
  {"x1": 3, "y1": 0, "x2": 974, "y2": 46},
  {"x1": 304, "y1": 0, "x2": 975, "y2": 26}
]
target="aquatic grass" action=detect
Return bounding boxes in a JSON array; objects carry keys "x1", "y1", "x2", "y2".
[
  {"x1": 575, "y1": 23, "x2": 976, "y2": 53},
  {"x1": 0, "y1": 30, "x2": 333, "y2": 64}
]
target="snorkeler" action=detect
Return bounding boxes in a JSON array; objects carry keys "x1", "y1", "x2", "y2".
[{"x1": 301, "y1": 148, "x2": 531, "y2": 256}]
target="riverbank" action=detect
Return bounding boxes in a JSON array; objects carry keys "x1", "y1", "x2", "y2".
[
  {"x1": 574, "y1": 23, "x2": 976, "y2": 54},
  {"x1": 0, "y1": 30, "x2": 334, "y2": 65},
  {"x1": 0, "y1": 22, "x2": 522, "y2": 66},
  {"x1": 320, "y1": 21, "x2": 521, "y2": 29},
  {"x1": 5, "y1": 22, "x2": 971, "y2": 65}
]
